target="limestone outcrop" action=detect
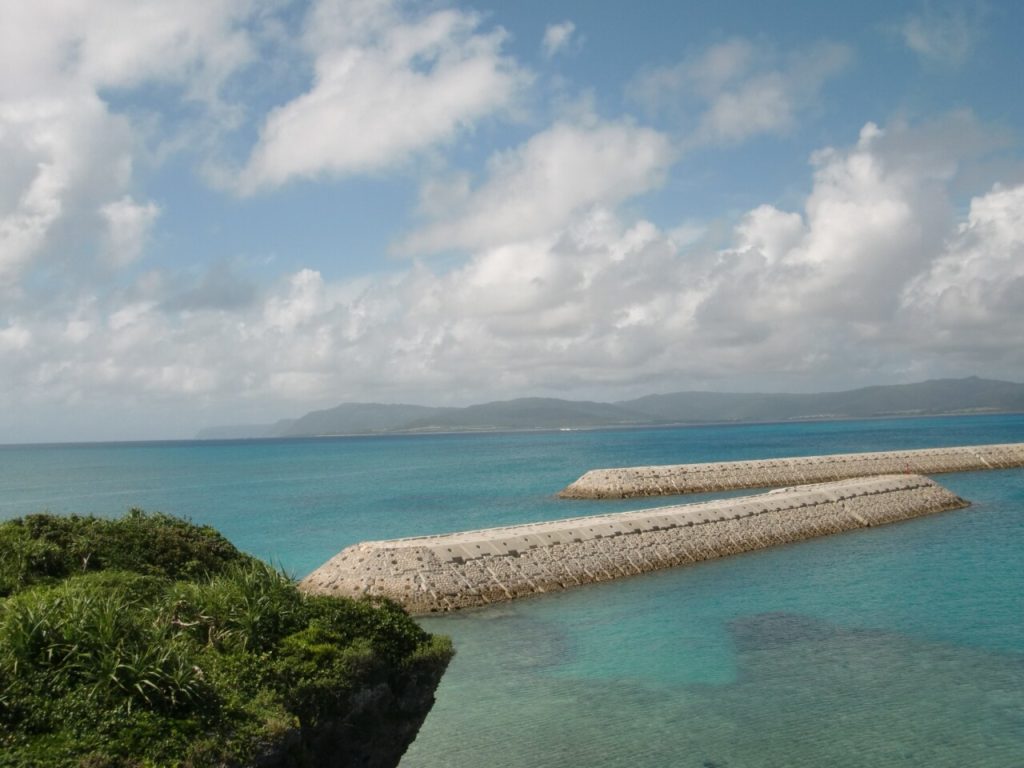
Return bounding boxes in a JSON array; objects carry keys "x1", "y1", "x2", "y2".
[
  {"x1": 300, "y1": 474, "x2": 967, "y2": 614},
  {"x1": 558, "y1": 443, "x2": 1024, "y2": 499}
]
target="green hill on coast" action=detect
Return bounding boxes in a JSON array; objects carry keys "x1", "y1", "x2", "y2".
[
  {"x1": 198, "y1": 376, "x2": 1024, "y2": 439},
  {"x1": 0, "y1": 511, "x2": 452, "y2": 768}
]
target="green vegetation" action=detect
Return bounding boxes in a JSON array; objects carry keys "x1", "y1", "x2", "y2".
[{"x1": 0, "y1": 511, "x2": 453, "y2": 768}]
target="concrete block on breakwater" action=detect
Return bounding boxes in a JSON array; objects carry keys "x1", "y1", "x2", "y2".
[
  {"x1": 299, "y1": 474, "x2": 968, "y2": 614},
  {"x1": 558, "y1": 443, "x2": 1024, "y2": 499}
]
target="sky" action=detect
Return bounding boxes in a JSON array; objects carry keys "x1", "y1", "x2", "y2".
[{"x1": 2, "y1": 0, "x2": 1024, "y2": 443}]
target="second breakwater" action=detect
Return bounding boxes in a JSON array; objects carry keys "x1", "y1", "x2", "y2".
[{"x1": 558, "y1": 442, "x2": 1024, "y2": 499}]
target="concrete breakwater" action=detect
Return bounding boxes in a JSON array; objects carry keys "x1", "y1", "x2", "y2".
[
  {"x1": 558, "y1": 443, "x2": 1024, "y2": 499},
  {"x1": 300, "y1": 474, "x2": 967, "y2": 614}
]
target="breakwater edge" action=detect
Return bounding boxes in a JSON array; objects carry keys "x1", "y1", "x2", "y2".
[{"x1": 300, "y1": 474, "x2": 967, "y2": 613}]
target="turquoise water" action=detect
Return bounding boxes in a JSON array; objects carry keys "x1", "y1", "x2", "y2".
[{"x1": 2, "y1": 414, "x2": 1023, "y2": 766}]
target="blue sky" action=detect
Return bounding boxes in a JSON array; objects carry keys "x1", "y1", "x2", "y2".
[{"x1": 1, "y1": 0, "x2": 1023, "y2": 442}]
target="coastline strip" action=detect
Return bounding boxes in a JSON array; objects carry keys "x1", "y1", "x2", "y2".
[
  {"x1": 557, "y1": 443, "x2": 1024, "y2": 499},
  {"x1": 299, "y1": 474, "x2": 968, "y2": 614}
]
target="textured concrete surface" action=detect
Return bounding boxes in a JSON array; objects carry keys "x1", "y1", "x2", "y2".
[
  {"x1": 300, "y1": 474, "x2": 968, "y2": 614},
  {"x1": 558, "y1": 443, "x2": 1024, "y2": 499}
]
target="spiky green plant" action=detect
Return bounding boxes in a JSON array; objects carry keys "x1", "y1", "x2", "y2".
[{"x1": 0, "y1": 512, "x2": 453, "y2": 768}]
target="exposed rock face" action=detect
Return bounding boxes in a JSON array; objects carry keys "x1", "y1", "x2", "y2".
[
  {"x1": 251, "y1": 650, "x2": 451, "y2": 768},
  {"x1": 558, "y1": 443, "x2": 1024, "y2": 499},
  {"x1": 300, "y1": 474, "x2": 968, "y2": 614}
]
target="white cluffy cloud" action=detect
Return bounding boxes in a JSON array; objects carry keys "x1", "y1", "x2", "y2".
[
  {"x1": 542, "y1": 21, "x2": 578, "y2": 58},
  {"x1": 0, "y1": 0, "x2": 256, "y2": 286},
  {"x1": 901, "y1": 182, "x2": 1024, "y2": 350},
  {"x1": 630, "y1": 38, "x2": 851, "y2": 145},
  {"x1": 100, "y1": 197, "x2": 161, "y2": 267},
  {"x1": 5, "y1": 116, "x2": 1021, "y2": 441},
  {"x1": 400, "y1": 114, "x2": 674, "y2": 253},
  {"x1": 0, "y1": 0, "x2": 254, "y2": 100},
  {"x1": 0, "y1": 91, "x2": 135, "y2": 286},
  {"x1": 238, "y1": 0, "x2": 530, "y2": 192},
  {"x1": 901, "y1": 4, "x2": 982, "y2": 66}
]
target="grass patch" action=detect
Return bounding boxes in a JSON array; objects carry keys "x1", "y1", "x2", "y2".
[{"x1": 0, "y1": 511, "x2": 453, "y2": 768}]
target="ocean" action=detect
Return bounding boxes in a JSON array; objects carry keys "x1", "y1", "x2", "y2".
[{"x1": 2, "y1": 414, "x2": 1022, "y2": 767}]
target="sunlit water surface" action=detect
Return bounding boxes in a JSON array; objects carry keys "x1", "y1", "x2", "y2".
[{"x1": 2, "y1": 415, "x2": 1022, "y2": 767}]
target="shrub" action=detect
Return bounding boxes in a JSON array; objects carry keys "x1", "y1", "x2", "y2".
[
  {"x1": 0, "y1": 510, "x2": 249, "y2": 597},
  {"x1": 0, "y1": 572, "x2": 209, "y2": 728},
  {"x1": 163, "y1": 560, "x2": 305, "y2": 653},
  {"x1": 303, "y1": 594, "x2": 431, "y2": 666}
]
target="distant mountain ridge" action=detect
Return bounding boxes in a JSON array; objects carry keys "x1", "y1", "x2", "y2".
[{"x1": 196, "y1": 377, "x2": 1024, "y2": 439}]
